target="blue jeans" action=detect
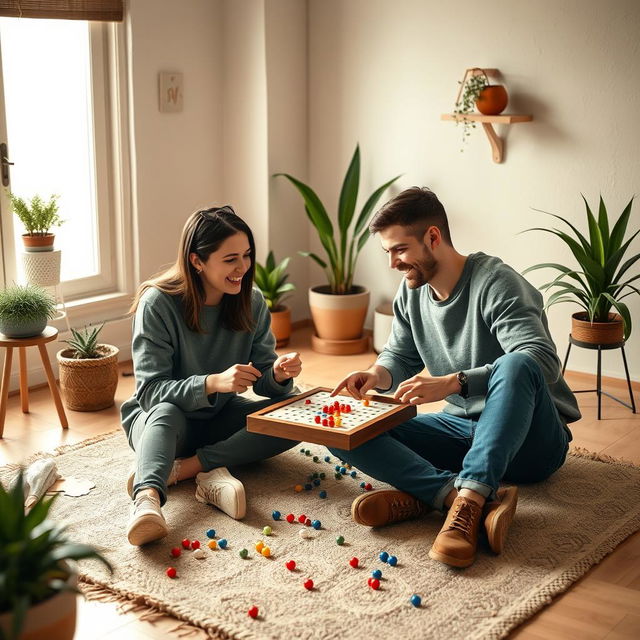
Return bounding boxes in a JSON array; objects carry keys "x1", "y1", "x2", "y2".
[
  {"x1": 123, "y1": 395, "x2": 299, "y2": 504},
  {"x1": 329, "y1": 353, "x2": 572, "y2": 511}
]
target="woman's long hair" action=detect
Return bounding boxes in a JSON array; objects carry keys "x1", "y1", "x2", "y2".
[{"x1": 130, "y1": 206, "x2": 256, "y2": 332}]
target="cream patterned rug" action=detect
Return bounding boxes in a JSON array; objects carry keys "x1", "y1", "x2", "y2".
[{"x1": 2, "y1": 431, "x2": 640, "y2": 640}]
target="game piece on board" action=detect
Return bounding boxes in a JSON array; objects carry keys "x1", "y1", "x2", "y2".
[
  {"x1": 272, "y1": 510, "x2": 281, "y2": 520},
  {"x1": 298, "y1": 514, "x2": 306, "y2": 523},
  {"x1": 263, "y1": 526, "x2": 272, "y2": 536},
  {"x1": 191, "y1": 540, "x2": 201, "y2": 550},
  {"x1": 239, "y1": 548, "x2": 249, "y2": 559},
  {"x1": 208, "y1": 540, "x2": 217, "y2": 550},
  {"x1": 286, "y1": 560, "x2": 296, "y2": 571},
  {"x1": 305, "y1": 398, "x2": 311, "y2": 404},
  {"x1": 286, "y1": 513, "x2": 295, "y2": 523},
  {"x1": 387, "y1": 555, "x2": 398, "y2": 566},
  {"x1": 304, "y1": 579, "x2": 314, "y2": 590},
  {"x1": 311, "y1": 519, "x2": 321, "y2": 530},
  {"x1": 360, "y1": 481, "x2": 366, "y2": 488},
  {"x1": 364, "y1": 483, "x2": 373, "y2": 491},
  {"x1": 206, "y1": 528, "x2": 216, "y2": 539},
  {"x1": 218, "y1": 539, "x2": 228, "y2": 549},
  {"x1": 334, "y1": 472, "x2": 342, "y2": 480},
  {"x1": 313, "y1": 479, "x2": 321, "y2": 487},
  {"x1": 193, "y1": 548, "x2": 206, "y2": 559},
  {"x1": 340, "y1": 467, "x2": 346, "y2": 475},
  {"x1": 305, "y1": 449, "x2": 311, "y2": 456},
  {"x1": 350, "y1": 470, "x2": 357, "y2": 478},
  {"x1": 304, "y1": 517, "x2": 312, "y2": 526},
  {"x1": 319, "y1": 490, "x2": 327, "y2": 499},
  {"x1": 166, "y1": 567, "x2": 177, "y2": 579},
  {"x1": 248, "y1": 605, "x2": 259, "y2": 618},
  {"x1": 369, "y1": 578, "x2": 380, "y2": 590},
  {"x1": 379, "y1": 551, "x2": 389, "y2": 562},
  {"x1": 170, "y1": 547, "x2": 181, "y2": 558},
  {"x1": 336, "y1": 535, "x2": 345, "y2": 545},
  {"x1": 181, "y1": 538, "x2": 191, "y2": 549},
  {"x1": 319, "y1": 472, "x2": 326, "y2": 479},
  {"x1": 314, "y1": 416, "x2": 321, "y2": 424},
  {"x1": 261, "y1": 546, "x2": 271, "y2": 557},
  {"x1": 372, "y1": 569, "x2": 382, "y2": 579},
  {"x1": 255, "y1": 541, "x2": 265, "y2": 553},
  {"x1": 324, "y1": 456, "x2": 331, "y2": 462},
  {"x1": 313, "y1": 455, "x2": 319, "y2": 462},
  {"x1": 294, "y1": 484, "x2": 303, "y2": 492},
  {"x1": 362, "y1": 398, "x2": 370, "y2": 407},
  {"x1": 349, "y1": 557, "x2": 359, "y2": 568},
  {"x1": 410, "y1": 594, "x2": 422, "y2": 607}
]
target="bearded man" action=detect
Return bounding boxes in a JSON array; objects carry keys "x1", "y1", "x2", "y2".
[{"x1": 330, "y1": 187, "x2": 580, "y2": 568}]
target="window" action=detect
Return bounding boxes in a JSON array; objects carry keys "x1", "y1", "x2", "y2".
[{"x1": 0, "y1": 17, "x2": 132, "y2": 315}]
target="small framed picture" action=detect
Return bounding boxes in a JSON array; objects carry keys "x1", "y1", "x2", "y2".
[{"x1": 159, "y1": 71, "x2": 183, "y2": 113}]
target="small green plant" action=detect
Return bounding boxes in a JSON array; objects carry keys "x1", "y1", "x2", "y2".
[
  {"x1": 6, "y1": 192, "x2": 63, "y2": 236},
  {"x1": 275, "y1": 145, "x2": 401, "y2": 294},
  {"x1": 62, "y1": 324, "x2": 104, "y2": 359},
  {"x1": 254, "y1": 251, "x2": 296, "y2": 311},
  {"x1": 522, "y1": 195, "x2": 639, "y2": 340},
  {"x1": 0, "y1": 471, "x2": 112, "y2": 640},
  {"x1": 0, "y1": 284, "x2": 56, "y2": 324},
  {"x1": 453, "y1": 69, "x2": 488, "y2": 147}
]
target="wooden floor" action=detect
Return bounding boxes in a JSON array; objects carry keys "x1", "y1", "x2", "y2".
[{"x1": 1, "y1": 325, "x2": 639, "y2": 639}]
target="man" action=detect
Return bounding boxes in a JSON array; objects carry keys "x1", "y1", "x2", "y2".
[{"x1": 330, "y1": 187, "x2": 580, "y2": 568}]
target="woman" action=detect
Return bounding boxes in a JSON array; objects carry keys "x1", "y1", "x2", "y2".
[{"x1": 121, "y1": 206, "x2": 302, "y2": 546}]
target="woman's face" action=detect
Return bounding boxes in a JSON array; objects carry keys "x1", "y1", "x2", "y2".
[{"x1": 191, "y1": 231, "x2": 252, "y2": 305}]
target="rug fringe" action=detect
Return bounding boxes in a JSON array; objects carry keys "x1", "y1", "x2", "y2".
[{"x1": 569, "y1": 445, "x2": 640, "y2": 468}]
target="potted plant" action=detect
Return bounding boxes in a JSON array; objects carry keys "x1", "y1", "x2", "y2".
[
  {"x1": 255, "y1": 251, "x2": 296, "y2": 347},
  {"x1": 6, "y1": 192, "x2": 63, "y2": 252},
  {"x1": 453, "y1": 68, "x2": 508, "y2": 146},
  {"x1": 522, "y1": 195, "x2": 639, "y2": 344},
  {"x1": 56, "y1": 324, "x2": 119, "y2": 411},
  {"x1": 275, "y1": 145, "x2": 400, "y2": 354},
  {"x1": 0, "y1": 471, "x2": 111, "y2": 640},
  {"x1": 0, "y1": 284, "x2": 56, "y2": 338}
]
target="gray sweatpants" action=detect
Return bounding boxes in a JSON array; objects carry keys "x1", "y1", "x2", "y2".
[{"x1": 123, "y1": 395, "x2": 298, "y2": 504}]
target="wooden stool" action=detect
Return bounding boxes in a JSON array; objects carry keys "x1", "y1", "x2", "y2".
[
  {"x1": 562, "y1": 335, "x2": 636, "y2": 420},
  {"x1": 0, "y1": 326, "x2": 68, "y2": 437}
]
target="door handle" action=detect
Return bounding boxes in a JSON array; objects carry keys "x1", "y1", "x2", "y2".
[{"x1": 1, "y1": 142, "x2": 13, "y2": 187}]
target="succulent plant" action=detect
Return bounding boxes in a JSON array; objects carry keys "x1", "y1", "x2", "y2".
[{"x1": 61, "y1": 324, "x2": 104, "y2": 359}]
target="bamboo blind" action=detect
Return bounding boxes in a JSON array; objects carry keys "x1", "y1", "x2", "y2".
[{"x1": 0, "y1": 1, "x2": 123, "y2": 21}]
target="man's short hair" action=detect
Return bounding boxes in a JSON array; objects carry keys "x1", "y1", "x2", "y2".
[{"x1": 369, "y1": 187, "x2": 452, "y2": 245}]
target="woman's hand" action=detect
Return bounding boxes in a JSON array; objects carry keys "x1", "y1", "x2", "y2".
[
  {"x1": 273, "y1": 352, "x2": 302, "y2": 383},
  {"x1": 206, "y1": 362, "x2": 262, "y2": 394}
]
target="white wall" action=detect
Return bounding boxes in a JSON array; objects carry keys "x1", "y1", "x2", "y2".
[{"x1": 308, "y1": 0, "x2": 640, "y2": 380}]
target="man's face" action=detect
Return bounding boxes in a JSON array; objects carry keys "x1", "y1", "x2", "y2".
[{"x1": 378, "y1": 225, "x2": 438, "y2": 289}]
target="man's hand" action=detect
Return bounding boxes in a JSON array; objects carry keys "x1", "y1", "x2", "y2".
[
  {"x1": 273, "y1": 352, "x2": 302, "y2": 383},
  {"x1": 206, "y1": 362, "x2": 262, "y2": 394},
  {"x1": 330, "y1": 370, "x2": 380, "y2": 399},
  {"x1": 394, "y1": 373, "x2": 460, "y2": 405}
]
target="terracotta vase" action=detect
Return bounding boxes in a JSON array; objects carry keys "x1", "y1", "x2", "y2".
[
  {"x1": 22, "y1": 233, "x2": 55, "y2": 252},
  {"x1": 270, "y1": 306, "x2": 291, "y2": 348},
  {"x1": 571, "y1": 312, "x2": 624, "y2": 345},
  {"x1": 476, "y1": 85, "x2": 508, "y2": 115}
]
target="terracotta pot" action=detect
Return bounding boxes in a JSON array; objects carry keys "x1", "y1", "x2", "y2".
[
  {"x1": 270, "y1": 306, "x2": 291, "y2": 348},
  {"x1": 56, "y1": 344, "x2": 119, "y2": 411},
  {"x1": 22, "y1": 233, "x2": 55, "y2": 252},
  {"x1": 0, "y1": 569, "x2": 77, "y2": 640},
  {"x1": 309, "y1": 285, "x2": 370, "y2": 341},
  {"x1": 571, "y1": 312, "x2": 624, "y2": 345},
  {"x1": 476, "y1": 85, "x2": 508, "y2": 115}
]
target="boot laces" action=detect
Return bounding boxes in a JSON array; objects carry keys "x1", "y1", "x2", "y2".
[
  {"x1": 447, "y1": 501, "x2": 477, "y2": 540},
  {"x1": 389, "y1": 497, "x2": 420, "y2": 522}
]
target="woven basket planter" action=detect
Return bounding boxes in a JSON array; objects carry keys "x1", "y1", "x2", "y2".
[
  {"x1": 56, "y1": 344, "x2": 119, "y2": 411},
  {"x1": 571, "y1": 312, "x2": 624, "y2": 345}
]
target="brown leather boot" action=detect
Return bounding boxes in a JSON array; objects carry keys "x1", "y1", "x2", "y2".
[
  {"x1": 483, "y1": 486, "x2": 518, "y2": 554},
  {"x1": 429, "y1": 495, "x2": 483, "y2": 568},
  {"x1": 351, "y1": 489, "x2": 430, "y2": 527}
]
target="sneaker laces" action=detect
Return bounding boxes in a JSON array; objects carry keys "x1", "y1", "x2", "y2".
[
  {"x1": 199, "y1": 481, "x2": 225, "y2": 506},
  {"x1": 446, "y1": 501, "x2": 479, "y2": 541},
  {"x1": 133, "y1": 493, "x2": 160, "y2": 512},
  {"x1": 168, "y1": 459, "x2": 182, "y2": 486}
]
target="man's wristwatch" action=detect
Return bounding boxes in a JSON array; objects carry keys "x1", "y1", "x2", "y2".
[{"x1": 456, "y1": 371, "x2": 469, "y2": 399}]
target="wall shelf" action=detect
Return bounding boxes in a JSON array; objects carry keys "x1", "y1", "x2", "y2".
[{"x1": 441, "y1": 113, "x2": 533, "y2": 163}]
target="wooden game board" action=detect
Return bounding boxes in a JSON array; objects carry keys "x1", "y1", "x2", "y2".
[{"x1": 246, "y1": 387, "x2": 417, "y2": 449}]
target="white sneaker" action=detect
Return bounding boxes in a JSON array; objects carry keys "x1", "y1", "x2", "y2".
[
  {"x1": 127, "y1": 460, "x2": 182, "y2": 498},
  {"x1": 126, "y1": 492, "x2": 168, "y2": 546},
  {"x1": 195, "y1": 467, "x2": 246, "y2": 520}
]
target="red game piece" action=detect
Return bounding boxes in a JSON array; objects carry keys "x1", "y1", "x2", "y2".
[
  {"x1": 322, "y1": 405, "x2": 328, "y2": 413},
  {"x1": 314, "y1": 415, "x2": 321, "y2": 424},
  {"x1": 166, "y1": 567, "x2": 177, "y2": 578},
  {"x1": 304, "y1": 579, "x2": 314, "y2": 590},
  {"x1": 305, "y1": 399, "x2": 311, "y2": 404},
  {"x1": 305, "y1": 518, "x2": 312, "y2": 526},
  {"x1": 170, "y1": 547, "x2": 181, "y2": 558},
  {"x1": 364, "y1": 483, "x2": 373, "y2": 491},
  {"x1": 334, "y1": 400, "x2": 340, "y2": 408},
  {"x1": 349, "y1": 557, "x2": 359, "y2": 568},
  {"x1": 368, "y1": 578, "x2": 380, "y2": 590},
  {"x1": 322, "y1": 419, "x2": 328, "y2": 427},
  {"x1": 286, "y1": 513, "x2": 295, "y2": 523},
  {"x1": 248, "y1": 605, "x2": 259, "y2": 618},
  {"x1": 286, "y1": 560, "x2": 296, "y2": 571},
  {"x1": 181, "y1": 538, "x2": 191, "y2": 549},
  {"x1": 191, "y1": 540, "x2": 201, "y2": 550},
  {"x1": 298, "y1": 514, "x2": 306, "y2": 523}
]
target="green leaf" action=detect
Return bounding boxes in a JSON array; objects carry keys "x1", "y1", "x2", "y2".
[
  {"x1": 527, "y1": 208, "x2": 592, "y2": 255},
  {"x1": 602, "y1": 294, "x2": 632, "y2": 340},
  {"x1": 298, "y1": 251, "x2": 327, "y2": 269},
  {"x1": 352, "y1": 175, "x2": 402, "y2": 237},
  {"x1": 608, "y1": 197, "x2": 634, "y2": 254},
  {"x1": 583, "y1": 195, "x2": 605, "y2": 265},
  {"x1": 596, "y1": 195, "x2": 610, "y2": 254},
  {"x1": 265, "y1": 251, "x2": 275, "y2": 272},
  {"x1": 338, "y1": 145, "x2": 360, "y2": 236}
]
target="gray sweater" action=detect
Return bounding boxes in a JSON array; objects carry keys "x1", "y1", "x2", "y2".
[
  {"x1": 121, "y1": 287, "x2": 292, "y2": 430},
  {"x1": 376, "y1": 252, "x2": 581, "y2": 423}
]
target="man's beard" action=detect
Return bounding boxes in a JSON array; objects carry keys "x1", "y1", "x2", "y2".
[{"x1": 398, "y1": 250, "x2": 438, "y2": 289}]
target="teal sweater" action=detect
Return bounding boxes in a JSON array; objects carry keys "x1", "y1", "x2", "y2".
[
  {"x1": 120, "y1": 287, "x2": 292, "y2": 430},
  {"x1": 376, "y1": 252, "x2": 581, "y2": 423}
]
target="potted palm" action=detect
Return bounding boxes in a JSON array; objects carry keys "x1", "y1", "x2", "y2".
[
  {"x1": 56, "y1": 324, "x2": 119, "y2": 411},
  {"x1": 275, "y1": 145, "x2": 400, "y2": 354},
  {"x1": 0, "y1": 284, "x2": 56, "y2": 338},
  {"x1": 6, "y1": 192, "x2": 63, "y2": 252},
  {"x1": 255, "y1": 251, "x2": 296, "y2": 347},
  {"x1": 522, "y1": 195, "x2": 638, "y2": 344},
  {"x1": 0, "y1": 471, "x2": 111, "y2": 640}
]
